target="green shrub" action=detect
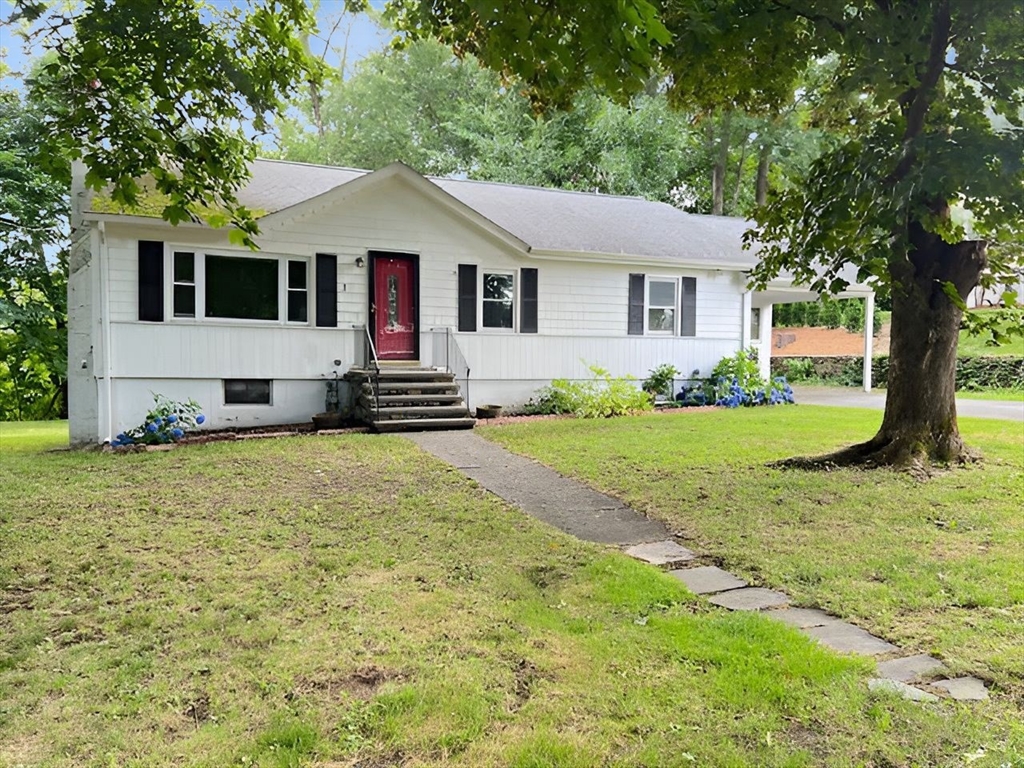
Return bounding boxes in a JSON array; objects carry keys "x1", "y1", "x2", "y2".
[
  {"x1": 842, "y1": 300, "x2": 865, "y2": 333},
  {"x1": 783, "y1": 358, "x2": 816, "y2": 381},
  {"x1": 642, "y1": 363, "x2": 680, "y2": 398},
  {"x1": 769, "y1": 355, "x2": 1024, "y2": 390},
  {"x1": 821, "y1": 299, "x2": 844, "y2": 329},
  {"x1": 710, "y1": 348, "x2": 766, "y2": 401},
  {"x1": 527, "y1": 364, "x2": 654, "y2": 418}
]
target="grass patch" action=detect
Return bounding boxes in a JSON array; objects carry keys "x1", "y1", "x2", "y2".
[
  {"x1": 1, "y1": 429, "x2": 1021, "y2": 765},
  {"x1": 956, "y1": 388, "x2": 1024, "y2": 402},
  {"x1": 0, "y1": 420, "x2": 68, "y2": 452},
  {"x1": 958, "y1": 311, "x2": 1024, "y2": 357},
  {"x1": 481, "y1": 408, "x2": 1024, "y2": 749}
]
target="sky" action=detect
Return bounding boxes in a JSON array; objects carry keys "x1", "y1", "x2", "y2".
[{"x1": 0, "y1": 0, "x2": 390, "y2": 91}]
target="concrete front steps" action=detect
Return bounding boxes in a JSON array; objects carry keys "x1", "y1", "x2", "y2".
[{"x1": 346, "y1": 367, "x2": 475, "y2": 433}]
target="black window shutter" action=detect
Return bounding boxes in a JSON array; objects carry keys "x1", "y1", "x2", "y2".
[
  {"x1": 681, "y1": 277, "x2": 697, "y2": 337},
  {"x1": 458, "y1": 264, "x2": 477, "y2": 332},
  {"x1": 627, "y1": 273, "x2": 645, "y2": 335},
  {"x1": 315, "y1": 254, "x2": 338, "y2": 327},
  {"x1": 520, "y1": 268, "x2": 538, "y2": 333},
  {"x1": 138, "y1": 240, "x2": 164, "y2": 322}
]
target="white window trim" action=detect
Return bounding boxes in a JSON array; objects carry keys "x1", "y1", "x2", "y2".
[
  {"x1": 479, "y1": 268, "x2": 517, "y2": 332},
  {"x1": 163, "y1": 245, "x2": 312, "y2": 327},
  {"x1": 644, "y1": 275, "x2": 679, "y2": 336}
]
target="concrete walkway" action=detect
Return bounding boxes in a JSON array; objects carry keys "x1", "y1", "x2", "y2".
[
  {"x1": 405, "y1": 431, "x2": 670, "y2": 545},
  {"x1": 793, "y1": 385, "x2": 1024, "y2": 422},
  {"x1": 406, "y1": 428, "x2": 989, "y2": 703}
]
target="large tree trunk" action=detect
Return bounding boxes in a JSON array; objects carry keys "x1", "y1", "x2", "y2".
[
  {"x1": 755, "y1": 144, "x2": 771, "y2": 206},
  {"x1": 779, "y1": 220, "x2": 987, "y2": 471}
]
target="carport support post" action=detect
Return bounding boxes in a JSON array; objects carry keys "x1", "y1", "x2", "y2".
[
  {"x1": 758, "y1": 303, "x2": 773, "y2": 382},
  {"x1": 741, "y1": 290, "x2": 753, "y2": 349},
  {"x1": 863, "y1": 293, "x2": 875, "y2": 393}
]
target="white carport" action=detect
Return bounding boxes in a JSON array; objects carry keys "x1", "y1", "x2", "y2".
[{"x1": 748, "y1": 278, "x2": 876, "y2": 392}]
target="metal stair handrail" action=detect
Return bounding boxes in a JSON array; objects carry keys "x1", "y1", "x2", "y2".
[
  {"x1": 431, "y1": 327, "x2": 471, "y2": 411},
  {"x1": 361, "y1": 325, "x2": 381, "y2": 421}
]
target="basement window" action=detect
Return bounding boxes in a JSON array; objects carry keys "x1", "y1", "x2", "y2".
[{"x1": 224, "y1": 379, "x2": 272, "y2": 405}]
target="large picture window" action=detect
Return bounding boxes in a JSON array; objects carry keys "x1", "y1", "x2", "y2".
[
  {"x1": 205, "y1": 255, "x2": 278, "y2": 320},
  {"x1": 482, "y1": 272, "x2": 514, "y2": 329}
]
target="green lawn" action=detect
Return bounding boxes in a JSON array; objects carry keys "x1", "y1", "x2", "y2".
[
  {"x1": 957, "y1": 311, "x2": 1024, "y2": 357},
  {"x1": 481, "y1": 409, "x2": 1024, "y2": 741},
  {"x1": 957, "y1": 388, "x2": 1024, "y2": 402},
  {"x1": 0, "y1": 419, "x2": 68, "y2": 452},
  {"x1": 2, "y1": 423, "x2": 1021, "y2": 766}
]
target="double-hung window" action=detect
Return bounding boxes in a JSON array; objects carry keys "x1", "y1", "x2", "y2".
[
  {"x1": 482, "y1": 271, "x2": 515, "y2": 330},
  {"x1": 173, "y1": 252, "x2": 196, "y2": 318},
  {"x1": 287, "y1": 260, "x2": 308, "y2": 323},
  {"x1": 628, "y1": 273, "x2": 696, "y2": 337},
  {"x1": 646, "y1": 278, "x2": 678, "y2": 334}
]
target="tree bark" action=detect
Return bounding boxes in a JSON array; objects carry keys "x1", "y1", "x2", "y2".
[
  {"x1": 778, "y1": 220, "x2": 987, "y2": 471},
  {"x1": 711, "y1": 112, "x2": 731, "y2": 215},
  {"x1": 730, "y1": 139, "x2": 749, "y2": 214},
  {"x1": 755, "y1": 144, "x2": 771, "y2": 206}
]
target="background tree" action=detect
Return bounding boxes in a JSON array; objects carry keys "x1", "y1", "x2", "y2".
[
  {"x1": 0, "y1": 81, "x2": 69, "y2": 419},
  {"x1": 278, "y1": 34, "x2": 823, "y2": 212},
  {"x1": 390, "y1": 0, "x2": 1024, "y2": 468},
  {"x1": 4, "y1": 0, "x2": 325, "y2": 246}
]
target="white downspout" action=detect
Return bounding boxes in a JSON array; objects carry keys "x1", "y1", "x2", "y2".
[
  {"x1": 863, "y1": 293, "x2": 875, "y2": 393},
  {"x1": 99, "y1": 221, "x2": 114, "y2": 442}
]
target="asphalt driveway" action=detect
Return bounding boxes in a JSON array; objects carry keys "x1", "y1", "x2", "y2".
[{"x1": 793, "y1": 386, "x2": 1023, "y2": 422}]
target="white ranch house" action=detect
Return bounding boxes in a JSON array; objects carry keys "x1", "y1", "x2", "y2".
[{"x1": 67, "y1": 159, "x2": 874, "y2": 444}]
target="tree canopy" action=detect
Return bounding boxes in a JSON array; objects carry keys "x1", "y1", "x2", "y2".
[
  {"x1": 277, "y1": 34, "x2": 825, "y2": 214},
  {"x1": 5, "y1": 0, "x2": 326, "y2": 246},
  {"x1": 0, "y1": 80, "x2": 69, "y2": 419}
]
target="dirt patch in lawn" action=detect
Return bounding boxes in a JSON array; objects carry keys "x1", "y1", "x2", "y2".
[{"x1": 772, "y1": 324, "x2": 891, "y2": 356}]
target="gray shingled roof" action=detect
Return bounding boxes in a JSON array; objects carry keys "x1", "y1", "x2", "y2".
[{"x1": 242, "y1": 159, "x2": 760, "y2": 268}]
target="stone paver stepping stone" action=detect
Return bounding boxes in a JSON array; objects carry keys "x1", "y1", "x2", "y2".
[
  {"x1": 868, "y1": 678, "x2": 939, "y2": 702},
  {"x1": 669, "y1": 566, "x2": 746, "y2": 595},
  {"x1": 803, "y1": 622, "x2": 900, "y2": 656},
  {"x1": 768, "y1": 608, "x2": 837, "y2": 629},
  {"x1": 934, "y1": 677, "x2": 988, "y2": 701},
  {"x1": 876, "y1": 654, "x2": 947, "y2": 683},
  {"x1": 708, "y1": 587, "x2": 789, "y2": 611},
  {"x1": 625, "y1": 540, "x2": 696, "y2": 568}
]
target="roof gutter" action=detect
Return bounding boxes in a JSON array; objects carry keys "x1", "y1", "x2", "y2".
[{"x1": 526, "y1": 247, "x2": 759, "y2": 272}]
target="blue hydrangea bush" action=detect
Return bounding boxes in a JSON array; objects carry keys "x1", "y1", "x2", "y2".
[
  {"x1": 675, "y1": 348, "x2": 796, "y2": 408},
  {"x1": 112, "y1": 394, "x2": 205, "y2": 447}
]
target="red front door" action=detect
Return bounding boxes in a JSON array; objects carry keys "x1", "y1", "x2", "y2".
[{"x1": 372, "y1": 254, "x2": 417, "y2": 360}]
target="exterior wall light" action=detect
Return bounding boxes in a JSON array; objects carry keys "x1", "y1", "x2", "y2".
[{"x1": 355, "y1": 256, "x2": 365, "y2": 268}]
